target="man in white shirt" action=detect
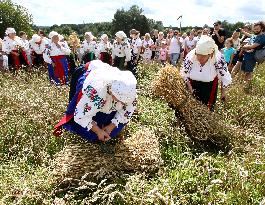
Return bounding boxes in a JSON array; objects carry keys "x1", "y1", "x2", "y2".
[{"x1": 169, "y1": 30, "x2": 183, "y2": 67}]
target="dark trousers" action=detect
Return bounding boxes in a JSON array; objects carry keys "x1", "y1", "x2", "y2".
[{"x1": 113, "y1": 56, "x2": 126, "y2": 70}]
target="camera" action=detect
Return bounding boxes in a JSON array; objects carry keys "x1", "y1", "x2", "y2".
[{"x1": 236, "y1": 28, "x2": 241, "y2": 32}]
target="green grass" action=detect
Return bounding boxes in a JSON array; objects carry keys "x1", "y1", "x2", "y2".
[{"x1": 0, "y1": 63, "x2": 265, "y2": 204}]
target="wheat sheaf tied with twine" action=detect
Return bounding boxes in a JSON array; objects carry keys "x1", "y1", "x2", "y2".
[
  {"x1": 152, "y1": 66, "x2": 245, "y2": 149},
  {"x1": 51, "y1": 128, "x2": 162, "y2": 182}
]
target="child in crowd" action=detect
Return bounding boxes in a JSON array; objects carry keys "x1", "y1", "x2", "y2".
[
  {"x1": 223, "y1": 38, "x2": 236, "y2": 72},
  {"x1": 159, "y1": 41, "x2": 168, "y2": 66}
]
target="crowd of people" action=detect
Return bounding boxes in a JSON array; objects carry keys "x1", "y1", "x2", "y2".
[{"x1": 0, "y1": 20, "x2": 264, "y2": 142}]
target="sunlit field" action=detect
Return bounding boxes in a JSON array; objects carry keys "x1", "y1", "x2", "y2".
[{"x1": 0, "y1": 62, "x2": 265, "y2": 205}]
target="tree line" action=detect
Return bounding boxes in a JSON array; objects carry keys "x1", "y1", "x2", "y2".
[{"x1": 0, "y1": 0, "x2": 248, "y2": 40}]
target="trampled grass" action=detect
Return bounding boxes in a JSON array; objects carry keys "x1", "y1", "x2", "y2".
[{"x1": 0, "y1": 63, "x2": 264, "y2": 205}]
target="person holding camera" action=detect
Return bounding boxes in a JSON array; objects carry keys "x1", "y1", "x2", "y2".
[{"x1": 211, "y1": 21, "x2": 226, "y2": 50}]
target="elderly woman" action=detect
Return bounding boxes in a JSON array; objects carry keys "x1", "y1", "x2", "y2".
[
  {"x1": 112, "y1": 31, "x2": 131, "y2": 70},
  {"x1": 180, "y1": 35, "x2": 232, "y2": 110},
  {"x1": 81, "y1": 32, "x2": 97, "y2": 64},
  {"x1": 97, "y1": 34, "x2": 112, "y2": 65},
  {"x1": 2, "y1": 28, "x2": 29, "y2": 70},
  {"x1": 30, "y1": 34, "x2": 48, "y2": 67},
  {"x1": 54, "y1": 60, "x2": 137, "y2": 142},
  {"x1": 142, "y1": 33, "x2": 154, "y2": 63},
  {"x1": 43, "y1": 31, "x2": 71, "y2": 85}
]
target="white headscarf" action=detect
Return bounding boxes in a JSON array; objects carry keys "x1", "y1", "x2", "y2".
[
  {"x1": 83, "y1": 60, "x2": 137, "y2": 104},
  {"x1": 5, "y1": 28, "x2": 16, "y2": 35},
  {"x1": 188, "y1": 35, "x2": 219, "y2": 63},
  {"x1": 111, "y1": 71, "x2": 137, "y2": 104},
  {"x1": 85, "y1": 32, "x2": 94, "y2": 39},
  {"x1": 31, "y1": 34, "x2": 41, "y2": 43},
  {"x1": 48, "y1": 31, "x2": 59, "y2": 39},
  {"x1": 115, "y1": 31, "x2": 127, "y2": 40},
  {"x1": 195, "y1": 35, "x2": 218, "y2": 57},
  {"x1": 59, "y1": 34, "x2": 64, "y2": 41},
  {"x1": 101, "y1": 34, "x2": 108, "y2": 41}
]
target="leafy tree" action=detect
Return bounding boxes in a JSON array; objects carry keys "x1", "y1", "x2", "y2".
[
  {"x1": 112, "y1": 5, "x2": 153, "y2": 37},
  {"x1": 0, "y1": 0, "x2": 33, "y2": 38},
  {"x1": 221, "y1": 20, "x2": 245, "y2": 37}
]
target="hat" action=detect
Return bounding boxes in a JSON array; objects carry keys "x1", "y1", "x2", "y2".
[
  {"x1": 111, "y1": 71, "x2": 137, "y2": 104},
  {"x1": 48, "y1": 31, "x2": 59, "y2": 39},
  {"x1": 59, "y1": 34, "x2": 64, "y2": 41},
  {"x1": 195, "y1": 35, "x2": 218, "y2": 56},
  {"x1": 85, "y1": 32, "x2": 94, "y2": 38},
  {"x1": 31, "y1": 34, "x2": 41, "y2": 43},
  {"x1": 130, "y1": 29, "x2": 139, "y2": 35},
  {"x1": 101, "y1": 34, "x2": 108, "y2": 40},
  {"x1": 213, "y1": 20, "x2": 221, "y2": 26},
  {"x1": 115, "y1": 31, "x2": 127, "y2": 40},
  {"x1": 5, "y1": 28, "x2": 16, "y2": 35}
]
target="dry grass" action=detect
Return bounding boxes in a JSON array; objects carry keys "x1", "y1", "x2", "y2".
[
  {"x1": 52, "y1": 128, "x2": 162, "y2": 183},
  {"x1": 0, "y1": 62, "x2": 264, "y2": 204}
]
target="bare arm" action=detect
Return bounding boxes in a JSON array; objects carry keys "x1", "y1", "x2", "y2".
[{"x1": 243, "y1": 43, "x2": 260, "y2": 50}]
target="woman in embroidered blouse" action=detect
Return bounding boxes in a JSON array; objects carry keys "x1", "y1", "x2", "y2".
[
  {"x1": 180, "y1": 35, "x2": 232, "y2": 110},
  {"x1": 112, "y1": 31, "x2": 131, "y2": 70},
  {"x1": 97, "y1": 34, "x2": 112, "y2": 65},
  {"x1": 142, "y1": 33, "x2": 154, "y2": 63},
  {"x1": 43, "y1": 31, "x2": 71, "y2": 85},
  {"x1": 81, "y1": 32, "x2": 97, "y2": 64},
  {"x1": 2, "y1": 28, "x2": 29, "y2": 70},
  {"x1": 30, "y1": 34, "x2": 48, "y2": 67},
  {"x1": 54, "y1": 60, "x2": 137, "y2": 142}
]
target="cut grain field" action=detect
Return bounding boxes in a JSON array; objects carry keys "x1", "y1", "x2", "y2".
[{"x1": 0, "y1": 63, "x2": 265, "y2": 205}]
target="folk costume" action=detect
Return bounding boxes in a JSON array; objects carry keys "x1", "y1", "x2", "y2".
[
  {"x1": 129, "y1": 29, "x2": 142, "y2": 77},
  {"x1": 54, "y1": 60, "x2": 137, "y2": 142},
  {"x1": 81, "y1": 32, "x2": 97, "y2": 64},
  {"x1": 43, "y1": 31, "x2": 71, "y2": 85},
  {"x1": 180, "y1": 35, "x2": 232, "y2": 110},
  {"x1": 30, "y1": 34, "x2": 48, "y2": 67},
  {"x1": 97, "y1": 34, "x2": 112, "y2": 65},
  {"x1": 2, "y1": 28, "x2": 30, "y2": 70},
  {"x1": 112, "y1": 31, "x2": 131, "y2": 70}
]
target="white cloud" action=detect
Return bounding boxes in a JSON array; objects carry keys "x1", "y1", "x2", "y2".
[{"x1": 12, "y1": 0, "x2": 265, "y2": 27}]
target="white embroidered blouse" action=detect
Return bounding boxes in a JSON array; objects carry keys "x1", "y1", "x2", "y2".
[
  {"x1": 81, "y1": 39, "x2": 97, "y2": 54},
  {"x1": 131, "y1": 38, "x2": 142, "y2": 54},
  {"x1": 180, "y1": 50, "x2": 232, "y2": 88},
  {"x1": 112, "y1": 40, "x2": 131, "y2": 62},
  {"x1": 74, "y1": 61, "x2": 137, "y2": 131},
  {"x1": 30, "y1": 39, "x2": 48, "y2": 54},
  {"x1": 2, "y1": 36, "x2": 24, "y2": 54},
  {"x1": 43, "y1": 41, "x2": 71, "y2": 64}
]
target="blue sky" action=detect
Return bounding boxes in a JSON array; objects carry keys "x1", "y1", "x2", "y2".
[{"x1": 13, "y1": 0, "x2": 265, "y2": 27}]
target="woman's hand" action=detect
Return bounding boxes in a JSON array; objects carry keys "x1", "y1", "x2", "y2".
[
  {"x1": 96, "y1": 129, "x2": 111, "y2": 142},
  {"x1": 103, "y1": 123, "x2": 116, "y2": 135},
  {"x1": 186, "y1": 81, "x2": 193, "y2": 94}
]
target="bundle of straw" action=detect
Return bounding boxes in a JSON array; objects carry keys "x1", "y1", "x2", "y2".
[
  {"x1": 52, "y1": 128, "x2": 162, "y2": 182},
  {"x1": 152, "y1": 66, "x2": 243, "y2": 149},
  {"x1": 68, "y1": 32, "x2": 81, "y2": 48}
]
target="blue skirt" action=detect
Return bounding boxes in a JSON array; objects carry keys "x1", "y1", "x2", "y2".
[
  {"x1": 55, "y1": 71, "x2": 125, "y2": 142},
  {"x1": 48, "y1": 56, "x2": 69, "y2": 85}
]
